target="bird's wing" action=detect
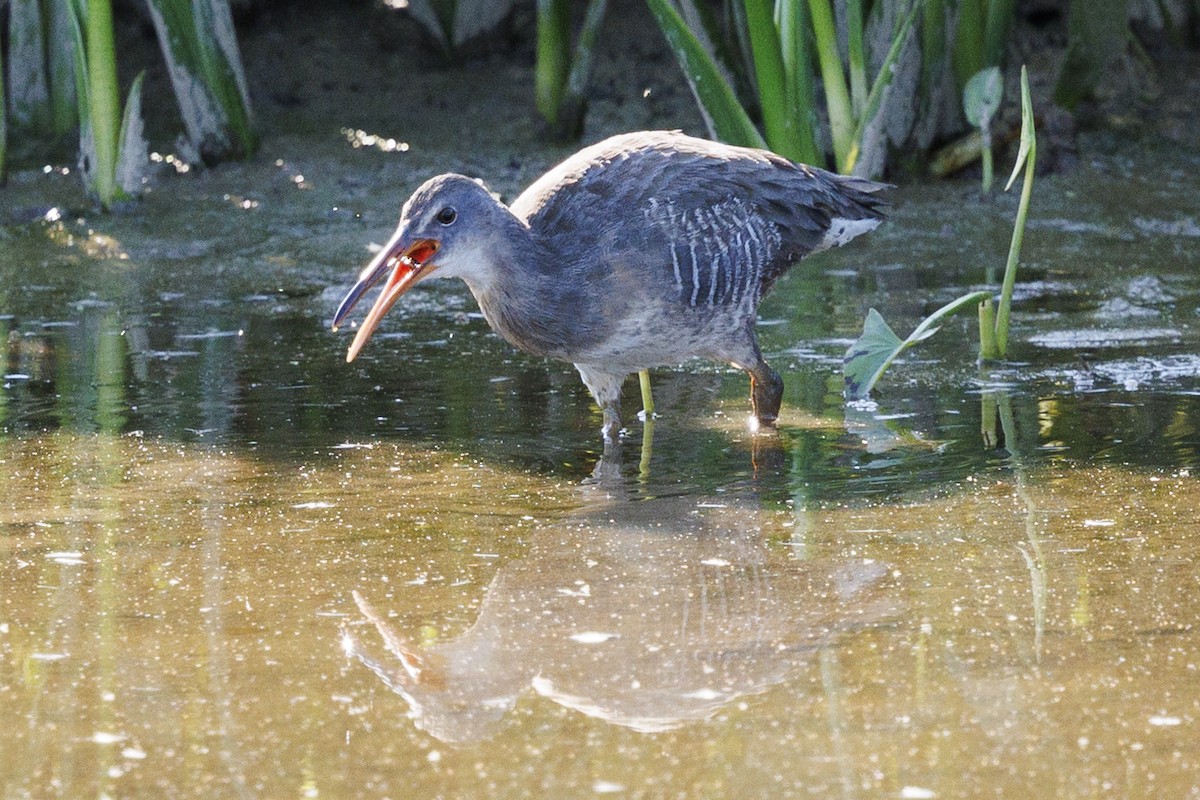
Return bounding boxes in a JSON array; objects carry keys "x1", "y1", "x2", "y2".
[{"x1": 516, "y1": 133, "x2": 886, "y2": 308}]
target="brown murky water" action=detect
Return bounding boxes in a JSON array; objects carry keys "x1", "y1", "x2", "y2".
[{"x1": 4, "y1": 4, "x2": 1200, "y2": 798}]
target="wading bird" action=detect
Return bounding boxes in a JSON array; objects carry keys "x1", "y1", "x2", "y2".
[{"x1": 332, "y1": 131, "x2": 886, "y2": 441}]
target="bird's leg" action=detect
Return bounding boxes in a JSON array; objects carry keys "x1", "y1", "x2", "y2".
[
  {"x1": 600, "y1": 402, "x2": 622, "y2": 444},
  {"x1": 575, "y1": 364, "x2": 628, "y2": 445},
  {"x1": 746, "y1": 358, "x2": 784, "y2": 426}
]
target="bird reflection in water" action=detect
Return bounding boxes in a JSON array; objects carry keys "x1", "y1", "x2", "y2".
[{"x1": 341, "y1": 492, "x2": 901, "y2": 744}]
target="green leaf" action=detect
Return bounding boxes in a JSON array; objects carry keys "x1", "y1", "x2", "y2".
[
  {"x1": 1005, "y1": 64, "x2": 1034, "y2": 191},
  {"x1": 843, "y1": 309, "x2": 904, "y2": 400},
  {"x1": 962, "y1": 66, "x2": 1002, "y2": 128},
  {"x1": 645, "y1": 0, "x2": 765, "y2": 149},
  {"x1": 843, "y1": 291, "x2": 994, "y2": 399}
]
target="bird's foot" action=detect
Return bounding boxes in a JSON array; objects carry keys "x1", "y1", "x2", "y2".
[{"x1": 750, "y1": 369, "x2": 784, "y2": 425}]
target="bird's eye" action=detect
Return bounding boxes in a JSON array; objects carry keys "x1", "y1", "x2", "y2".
[{"x1": 436, "y1": 206, "x2": 457, "y2": 225}]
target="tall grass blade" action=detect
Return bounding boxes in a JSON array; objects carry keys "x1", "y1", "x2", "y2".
[
  {"x1": 645, "y1": 0, "x2": 765, "y2": 148},
  {"x1": 847, "y1": 0, "x2": 867, "y2": 117},
  {"x1": 919, "y1": 0, "x2": 947, "y2": 100},
  {"x1": 115, "y1": 71, "x2": 148, "y2": 197},
  {"x1": 951, "y1": 0, "x2": 984, "y2": 89},
  {"x1": 776, "y1": 0, "x2": 822, "y2": 166},
  {"x1": 807, "y1": 0, "x2": 854, "y2": 170},
  {"x1": 994, "y1": 66, "x2": 1036, "y2": 358},
  {"x1": 743, "y1": 0, "x2": 805, "y2": 160},
  {"x1": 983, "y1": 0, "x2": 1015, "y2": 68},
  {"x1": 549, "y1": 0, "x2": 609, "y2": 139},
  {"x1": 85, "y1": 0, "x2": 121, "y2": 207},
  {"x1": 196, "y1": 0, "x2": 255, "y2": 150},
  {"x1": 146, "y1": 0, "x2": 257, "y2": 163},
  {"x1": 535, "y1": 0, "x2": 570, "y2": 125},
  {"x1": 844, "y1": 0, "x2": 922, "y2": 175},
  {"x1": 67, "y1": 0, "x2": 95, "y2": 189},
  {"x1": 9, "y1": 0, "x2": 52, "y2": 131},
  {"x1": 47, "y1": 1, "x2": 79, "y2": 136}
]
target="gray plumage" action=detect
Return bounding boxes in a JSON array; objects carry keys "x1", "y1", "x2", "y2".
[{"x1": 335, "y1": 131, "x2": 887, "y2": 441}]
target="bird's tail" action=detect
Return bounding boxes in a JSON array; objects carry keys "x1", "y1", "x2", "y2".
[{"x1": 830, "y1": 174, "x2": 891, "y2": 220}]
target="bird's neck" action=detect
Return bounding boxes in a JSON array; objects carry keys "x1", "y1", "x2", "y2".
[{"x1": 459, "y1": 217, "x2": 579, "y2": 359}]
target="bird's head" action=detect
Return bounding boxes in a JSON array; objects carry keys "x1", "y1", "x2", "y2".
[{"x1": 331, "y1": 174, "x2": 505, "y2": 362}]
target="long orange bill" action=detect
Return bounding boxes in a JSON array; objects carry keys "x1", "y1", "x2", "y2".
[{"x1": 332, "y1": 235, "x2": 438, "y2": 363}]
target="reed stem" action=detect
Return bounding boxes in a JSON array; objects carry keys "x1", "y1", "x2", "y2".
[
  {"x1": 994, "y1": 67, "x2": 1036, "y2": 358},
  {"x1": 86, "y1": 0, "x2": 121, "y2": 208},
  {"x1": 535, "y1": 0, "x2": 570, "y2": 126},
  {"x1": 638, "y1": 369, "x2": 655, "y2": 417}
]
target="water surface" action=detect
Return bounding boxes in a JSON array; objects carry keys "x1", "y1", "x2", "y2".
[{"x1": 3, "y1": 21, "x2": 1200, "y2": 797}]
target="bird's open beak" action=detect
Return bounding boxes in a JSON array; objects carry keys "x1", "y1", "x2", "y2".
[{"x1": 332, "y1": 233, "x2": 439, "y2": 363}]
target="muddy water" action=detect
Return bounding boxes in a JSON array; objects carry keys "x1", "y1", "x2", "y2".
[{"x1": 5, "y1": 6, "x2": 1200, "y2": 796}]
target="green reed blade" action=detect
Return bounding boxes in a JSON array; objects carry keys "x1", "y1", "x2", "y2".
[
  {"x1": 88, "y1": 0, "x2": 119, "y2": 205},
  {"x1": 550, "y1": 0, "x2": 609, "y2": 139},
  {"x1": 645, "y1": 0, "x2": 765, "y2": 149},
  {"x1": 535, "y1": 0, "x2": 570, "y2": 125},
  {"x1": 844, "y1": 0, "x2": 922, "y2": 175},
  {"x1": 776, "y1": 0, "x2": 822, "y2": 166},
  {"x1": 744, "y1": 0, "x2": 806, "y2": 160},
  {"x1": 807, "y1": 0, "x2": 854, "y2": 171},
  {"x1": 146, "y1": 0, "x2": 256, "y2": 162},
  {"x1": 847, "y1": 0, "x2": 867, "y2": 117}
]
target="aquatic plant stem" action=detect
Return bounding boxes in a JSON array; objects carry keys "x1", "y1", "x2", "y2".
[
  {"x1": 978, "y1": 297, "x2": 997, "y2": 360},
  {"x1": 994, "y1": 66, "x2": 1036, "y2": 358},
  {"x1": 638, "y1": 369, "x2": 654, "y2": 418},
  {"x1": 86, "y1": 0, "x2": 121, "y2": 207}
]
